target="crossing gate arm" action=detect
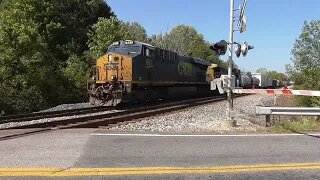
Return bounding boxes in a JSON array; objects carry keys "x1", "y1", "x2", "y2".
[{"x1": 233, "y1": 89, "x2": 320, "y2": 97}]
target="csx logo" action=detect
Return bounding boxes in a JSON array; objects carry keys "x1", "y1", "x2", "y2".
[{"x1": 178, "y1": 62, "x2": 192, "y2": 76}]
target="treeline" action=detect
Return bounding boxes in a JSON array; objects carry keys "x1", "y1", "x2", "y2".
[
  {"x1": 0, "y1": 0, "x2": 223, "y2": 114},
  {"x1": 255, "y1": 68, "x2": 288, "y2": 81},
  {"x1": 286, "y1": 20, "x2": 320, "y2": 107}
]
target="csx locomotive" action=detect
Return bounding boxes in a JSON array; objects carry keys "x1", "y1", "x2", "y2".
[{"x1": 88, "y1": 40, "x2": 246, "y2": 106}]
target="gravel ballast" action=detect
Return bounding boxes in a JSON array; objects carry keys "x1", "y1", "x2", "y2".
[
  {"x1": 40, "y1": 103, "x2": 94, "y2": 112},
  {"x1": 0, "y1": 110, "x2": 122, "y2": 129},
  {"x1": 109, "y1": 94, "x2": 275, "y2": 133}
]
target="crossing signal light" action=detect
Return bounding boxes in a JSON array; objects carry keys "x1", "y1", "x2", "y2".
[
  {"x1": 235, "y1": 44, "x2": 241, "y2": 58},
  {"x1": 234, "y1": 41, "x2": 254, "y2": 58},
  {"x1": 210, "y1": 40, "x2": 228, "y2": 56},
  {"x1": 241, "y1": 41, "x2": 254, "y2": 57}
]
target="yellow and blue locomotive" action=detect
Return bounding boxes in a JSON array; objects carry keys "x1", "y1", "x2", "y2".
[{"x1": 88, "y1": 40, "x2": 231, "y2": 106}]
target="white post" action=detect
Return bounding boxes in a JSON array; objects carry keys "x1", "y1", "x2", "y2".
[{"x1": 223, "y1": 0, "x2": 236, "y2": 127}]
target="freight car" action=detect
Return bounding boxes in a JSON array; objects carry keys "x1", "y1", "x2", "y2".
[
  {"x1": 240, "y1": 75, "x2": 260, "y2": 88},
  {"x1": 88, "y1": 40, "x2": 231, "y2": 106},
  {"x1": 252, "y1": 73, "x2": 268, "y2": 88}
]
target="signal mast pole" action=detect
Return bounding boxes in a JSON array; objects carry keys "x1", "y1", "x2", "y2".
[
  {"x1": 226, "y1": 0, "x2": 235, "y2": 124},
  {"x1": 210, "y1": 0, "x2": 250, "y2": 127}
]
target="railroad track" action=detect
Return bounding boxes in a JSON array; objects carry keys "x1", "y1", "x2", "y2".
[
  {"x1": 0, "y1": 106, "x2": 115, "y2": 124},
  {"x1": 0, "y1": 94, "x2": 248, "y2": 140}
]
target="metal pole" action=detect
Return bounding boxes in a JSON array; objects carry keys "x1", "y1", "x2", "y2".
[{"x1": 226, "y1": 0, "x2": 234, "y2": 121}]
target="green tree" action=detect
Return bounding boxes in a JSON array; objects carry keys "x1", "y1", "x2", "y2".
[
  {"x1": 125, "y1": 22, "x2": 147, "y2": 42},
  {"x1": 188, "y1": 42, "x2": 223, "y2": 65},
  {"x1": 159, "y1": 25, "x2": 204, "y2": 56},
  {"x1": 34, "y1": 0, "x2": 113, "y2": 68},
  {"x1": 148, "y1": 25, "x2": 225, "y2": 66},
  {"x1": 265, "y1": 71, "x2": 288, "y2": 81},
  {"x1": 256, "y1": 68, "x2": 268, "y2": 75},
  {"x1": 0, "y1": 0, "x2": 51, "y2": 113},
  {"x1": 148, "y1": 34, "x2": 164, "y2": 46},
  {"x1": 63, "y1": 53, "x2": 93, "y2": 97},
  {"x1": 0, "y1": 0, "x2": 115, "y2": 113},
  {"x1": 288, "y1": 20, "x2": 320, "y2": 107},
  {"x1": 87, "y1": 17, "x2": 131, "y2": 59}
]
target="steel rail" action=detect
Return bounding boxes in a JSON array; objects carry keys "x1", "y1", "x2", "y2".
[{"x1": 0, "y1": 106, "x2": 115, "y2": 124}]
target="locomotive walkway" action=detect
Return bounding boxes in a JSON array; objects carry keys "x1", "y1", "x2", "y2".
[{"x1": 0, "y1": 129, "x2": 320, "y2": 179}]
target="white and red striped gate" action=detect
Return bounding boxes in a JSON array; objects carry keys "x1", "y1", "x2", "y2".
[{"x1": 232, "y1": 89, "x2": 320, "y2": 97}]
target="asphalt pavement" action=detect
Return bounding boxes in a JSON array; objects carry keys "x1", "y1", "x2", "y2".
[{"x1": 0, "y1": 129, "x2": 320, "y2": 179}]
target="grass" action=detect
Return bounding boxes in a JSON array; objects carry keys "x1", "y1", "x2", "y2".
[{"x1": 269, "y1": 117, "x2": 320, "y2": 133}]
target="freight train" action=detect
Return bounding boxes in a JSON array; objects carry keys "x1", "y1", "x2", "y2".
[
  {"x1": 88, "y1": 40, "x2": 273, "y2": 106},
  {"x1": 251, "y1": 73, "x2": 282, "y2": 88}
]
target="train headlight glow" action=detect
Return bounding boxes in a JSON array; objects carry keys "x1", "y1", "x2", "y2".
[
  {"x1": 108, "y1": 54, "x2": 112, "y2": 62},
  {"x1": 112, "y1": 41, "x2": 120, "y2": 46},
  {"x1": 124, "y1": 40, "x2": 134, "y2": 45}
]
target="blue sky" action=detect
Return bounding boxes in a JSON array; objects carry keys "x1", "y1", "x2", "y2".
[{"x1": 106, "y1": 0, "x2": 320, "y2": 73}]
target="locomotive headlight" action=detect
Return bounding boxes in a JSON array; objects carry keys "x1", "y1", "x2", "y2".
[
  {"x1": 92, "y1": 76, "x2": 95, "y2": 80},
  {"x1": 108, "y1": 54, "x2": 112, "y2": 62}
]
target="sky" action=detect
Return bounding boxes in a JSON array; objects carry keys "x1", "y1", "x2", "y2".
[{"x1": 106, "y1": 0, "x2": 320, "y2": 73}]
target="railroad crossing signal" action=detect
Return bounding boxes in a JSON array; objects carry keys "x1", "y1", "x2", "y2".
[
  {"x1": 209, "y1": 40, "x2": 228, "y2": 56},
  {"x1": 235, "y1": 41, "x2": 254, "y2": 58},
  {"x1": 210, "y1": 0, "x2": 252, "y2": 127}
]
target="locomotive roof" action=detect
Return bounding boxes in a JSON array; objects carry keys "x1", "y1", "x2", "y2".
[
  {"x1": 135, "y1": 41, "x2": 155, "y2": 48},
  {"x1": 108, "y1": 40, "x2": 213, "y2": 66},
  {"x1": 192, "y1": 58, "x2": 211, "y2": 66},
  {"x1": 108, "y1": 40, "x2": 154, "y2": 48}
]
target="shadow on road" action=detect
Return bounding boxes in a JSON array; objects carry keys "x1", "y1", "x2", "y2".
[{"x1": 289, "y1": 130, "x2": 320, "y2": 138}]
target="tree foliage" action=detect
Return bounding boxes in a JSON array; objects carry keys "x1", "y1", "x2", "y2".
[
  {"x1": 125, "y1": 22, "x2": 147, "y2": 42},
  {"x1": 87, "y1": 17, "x2": 131, "y2": 59},
  {"x1": 255, "y1": 68, "x2": 268, "y2": 75},
  {"x1": 287, "y1": 20, "x2": 320, "y2": 107},
  {"x1": 0, "y1": 0, "x2": 113, "y2": 114},
  {"x1": 265, "y1": 71, "x2": 288, "y2": 81},
  {"x1": 0, "y1": 0, "x2": 50, "y2": 113},
  {"x1": 161, "y1": 25, "x2": 204, "y2": 56},
  {"x1": 148, "y1": 25, "x2": 223, "y2": 65},
  {"x1": 255, "y1": 68, "x2": 287, "y2": 81}
]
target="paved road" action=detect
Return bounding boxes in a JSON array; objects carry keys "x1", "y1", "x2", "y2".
[{"x1": 0, "y1": 129, "x2": 320, "y2": 179}]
